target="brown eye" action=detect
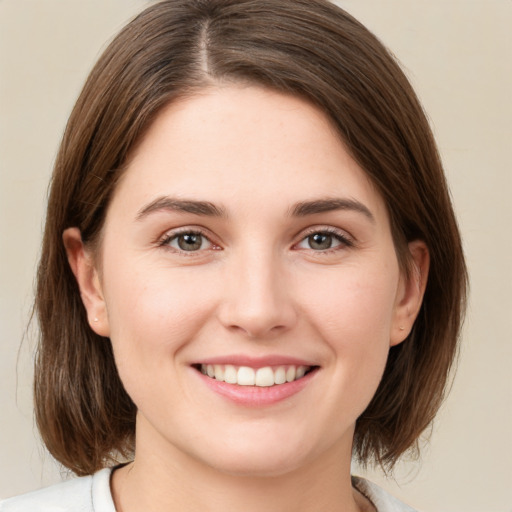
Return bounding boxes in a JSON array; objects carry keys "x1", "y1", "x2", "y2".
[
  {"x1": 308, "y1": 233, "x2": 334, "y2": 250},
  {"x1": 166, "y1": 232, "x2": 212, "y2": 252},
  {"x1": 296, "y1": 229, "x2": 351, "y2": 252},
  {"x1": 177, "y1": 234, "x2": 203, "y2": 251}
]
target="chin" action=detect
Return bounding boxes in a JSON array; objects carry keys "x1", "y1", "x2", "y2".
[
  {"x1": 186, "y1": 428, "x2": 321, "y2": 479},
  {"x1": 205, "y1": 450, "x2": 307, "y2": 479}
]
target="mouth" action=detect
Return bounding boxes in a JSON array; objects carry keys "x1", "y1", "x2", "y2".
[{"x1": 193, "y1": 364, "x2": 318, "y2": 387}]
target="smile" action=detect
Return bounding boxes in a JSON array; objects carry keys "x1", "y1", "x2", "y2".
[{"x1": 199, "y1": 364, "x2": 313, "y2": 387}]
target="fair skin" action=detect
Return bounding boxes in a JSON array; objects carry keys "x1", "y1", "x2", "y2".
[{"x1": 64, "y1": 85, "x2": 428, "y2": 512}]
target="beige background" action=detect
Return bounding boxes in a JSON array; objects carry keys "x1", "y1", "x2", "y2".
[{"x1": 0, "y1": 1, "x2": 510, "y2": 510}]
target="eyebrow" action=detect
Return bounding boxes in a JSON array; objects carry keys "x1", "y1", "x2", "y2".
[
  {"x1": 136, "y1": 196, "x2": 374, "y2": 223},
  {"x1": 290, "y1": 198, "x2": 375, "y2": 222},
  {"x1": 136, "y1": 196, "x2": 226, "y2": 220}
]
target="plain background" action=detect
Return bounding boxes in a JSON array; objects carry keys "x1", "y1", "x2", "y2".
[{"x1": 0, "y1": 1, "x2": 510, "y2": 511}]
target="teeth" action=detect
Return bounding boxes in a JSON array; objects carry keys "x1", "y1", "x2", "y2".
[
  {"x1": 199, "y1": 364, "x2": 311, "y2": 387},
  {"x1": 274, "y1": 366, "x2": 286, "y2": 385},
  {"x1": 224, "y1": 365, "x2": 237, "y2": 384},
  {"x1": 296, "y1": 366, "x2": 306, "y2": 379},
  {"x1": 214, "y1": 365, "x2": 224, "y2": 381},
  {"x1": 255, "y1": 367, "x2": 274, "y2": 387},
  {"x1": 237, "y1": 366, "x2": 255, "y2": 386}
]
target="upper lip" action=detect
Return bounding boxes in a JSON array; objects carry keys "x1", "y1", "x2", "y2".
[{"x1": 191, "y1": 354, "x2": 318, "y2": 368}]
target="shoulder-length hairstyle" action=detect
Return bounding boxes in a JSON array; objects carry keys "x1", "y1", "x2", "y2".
[{"x1": 35, "y1": 0, "x2": 467, "y2": 476}]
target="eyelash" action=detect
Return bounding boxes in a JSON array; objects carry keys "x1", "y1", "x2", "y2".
[
  {"x1": 157, "y1": 228, "x2": 218, "y2": 254},
  {"x1": 157, "y1": 226, "x2": 354, "y2": 254},
  {"x1": 294, "y1": 227, "x2": 355, "y2": 253}
]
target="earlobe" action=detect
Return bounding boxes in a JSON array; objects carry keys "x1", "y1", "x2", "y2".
[
  {"x1": 62, "y1": 227, "x2": 110, "y2": 337},
  {"x1": 390, "y1": 240, "x2": 429, "y2": 346}
]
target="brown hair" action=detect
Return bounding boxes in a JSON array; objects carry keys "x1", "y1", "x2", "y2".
[{"x1": 34, "y1": 0, "x2": 467, "y2": 476}]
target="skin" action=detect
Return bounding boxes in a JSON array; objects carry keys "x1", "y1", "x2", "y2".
[{"x1": 64, "y1": 85, "x2": 428, "y2": 512}]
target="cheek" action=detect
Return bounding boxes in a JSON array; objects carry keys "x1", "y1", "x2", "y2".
[
  {"x1": 301, "y1": 261, "x2": 399, "y2": 341},
  {"x1": 101, "y1": 262, "x2": 216, "y2": 382},
  {"x1": 299, "y1": 263, "x2": 399, "y2": 405}
]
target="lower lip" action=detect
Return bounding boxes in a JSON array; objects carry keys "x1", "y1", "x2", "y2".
[{"x1": 195, "y1": 368, "x2": 318, "y2": 407}]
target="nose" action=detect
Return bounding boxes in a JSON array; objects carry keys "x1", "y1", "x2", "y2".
[{"x1": 217, "y1": 250, "x2": 298, "y2": 339}]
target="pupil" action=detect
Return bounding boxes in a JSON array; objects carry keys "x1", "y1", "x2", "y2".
[
  {"x1": 178, "y1": 234, "x2": 202, "y2": 251},
  {"x1": 309, "y1": 233, "x2": 332, "y2": 250}
]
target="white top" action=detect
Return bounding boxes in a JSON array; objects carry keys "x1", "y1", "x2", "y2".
[{"x1": 0, "y1": 469, "x2": 416, "y2": 512}]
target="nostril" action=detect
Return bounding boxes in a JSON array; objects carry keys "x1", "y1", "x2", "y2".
[{"x1": 226, "y1": 322, "x2": 287, "y2": 339}]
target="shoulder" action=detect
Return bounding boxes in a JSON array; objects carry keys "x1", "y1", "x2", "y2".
[
  {"x1": 352, "y1": 476, "x2": 417, "y2": 512},
  {"x1": 0, "y1": 468, "x2": 115, "y2": 512}
]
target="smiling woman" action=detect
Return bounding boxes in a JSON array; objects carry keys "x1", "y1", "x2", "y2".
[
  {"x1": 0, "y1": 1, "x2": 466, "y2": 512},
  {"x1": 63, "y1": 87, "x2": 420, "y2": 491}
]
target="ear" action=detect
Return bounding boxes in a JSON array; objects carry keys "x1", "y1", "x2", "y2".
[
  {"x1": 62, "y1": 227, "x2": 110, "y2": 337},
  {"x1": 390, "y1": 240, "x2": 429, "y2": 346}
]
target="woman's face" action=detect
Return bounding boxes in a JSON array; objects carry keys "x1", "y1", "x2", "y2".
[{"x1": 74, "y1": 85, "x2": 421, "y2": 476}]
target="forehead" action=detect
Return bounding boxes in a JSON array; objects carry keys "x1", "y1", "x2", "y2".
[{"x1": 109, "y1": 85, "x2": 387, "y2": 222}]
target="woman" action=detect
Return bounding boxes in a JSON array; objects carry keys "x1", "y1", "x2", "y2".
[{"x1": 0, "y1": 0, "x2": 466, "y2": 511}]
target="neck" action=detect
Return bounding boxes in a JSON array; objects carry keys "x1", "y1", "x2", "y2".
[{"x1": 112, "y1": 428, "x2": 367, "y2": 512}]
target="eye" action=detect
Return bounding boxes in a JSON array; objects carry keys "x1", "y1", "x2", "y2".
[
  {"x1": 163, "y1": 231, "x2": 214, "y2": 252},
  {"x1": 296, "y1": 229, "x2": 353, "y2": 251}
]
